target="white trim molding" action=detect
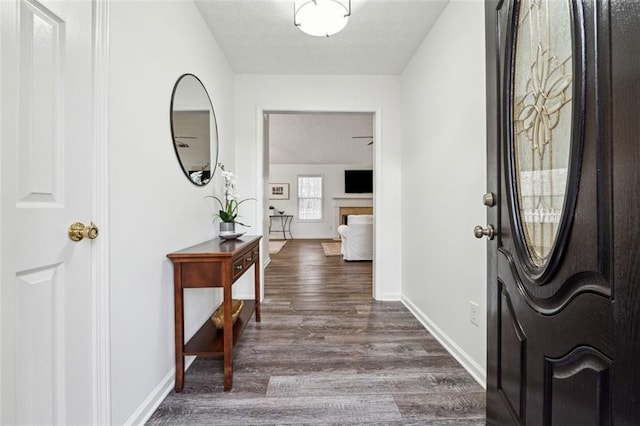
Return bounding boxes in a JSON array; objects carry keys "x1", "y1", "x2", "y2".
[
  {"x1": 380, "y1": 292, "x2": 401, "y2": 301},
  {"x1": 92, "y1": 0, "x2": 112, "y2": 424},
  {"x1": 257, "y1": 105, "x2": 384, "y2": 301},
  {"x1": 372, "y1": 107, "x2": 383, "y2": 301},
  {"x1": 0, "y1": 1, "x2": 4, "y2": 416},
  {"x1": 125, "y1": 357, "x2": 196, "y2": 426},
  {"x1": 401, "y1": 295, "x2": 487, "y2": 388}
]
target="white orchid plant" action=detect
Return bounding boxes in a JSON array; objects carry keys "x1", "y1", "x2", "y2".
[{"x1": 206, "y1": 163, "x2": 254, "y2": 225}]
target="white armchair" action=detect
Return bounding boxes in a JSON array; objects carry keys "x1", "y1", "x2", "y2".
[{"x1": 337, "y1": 215, "x2": 373, "y2": 261}]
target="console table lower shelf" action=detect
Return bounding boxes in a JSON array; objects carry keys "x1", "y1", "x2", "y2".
[{"x1": 184, "y1": 300, "x2": 255, "y2": 356}]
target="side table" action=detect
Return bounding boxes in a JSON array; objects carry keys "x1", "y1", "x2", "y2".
[{"x1": 268, "y1": 215, "x2": 293, "y2": 240}]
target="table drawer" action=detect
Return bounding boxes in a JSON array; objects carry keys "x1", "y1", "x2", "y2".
[
  {"x1": 243, "y1": 249, "x2": 259, "y2": 268},
  {"x1": 182, "y1": 262, "x2": 223, "y2": 287},
  {"x1": 232, "y1": 258, "x2": 245, "y2": 280}
]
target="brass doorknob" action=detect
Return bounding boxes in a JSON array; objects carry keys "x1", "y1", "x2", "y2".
[
  {"x1": 68, "y1": 222, "x2": 99, "y2": 242},
  {"x1": 474, "y1": 225, "x2": 495, "y2": 240}
]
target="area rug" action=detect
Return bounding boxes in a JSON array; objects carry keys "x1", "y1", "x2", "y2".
[
  {"x1": 269, "y1": 240, "x2": 287, "y2": 254},
  {"x1": 321, "y1": 242, "x2": 342, "y2": 256}
]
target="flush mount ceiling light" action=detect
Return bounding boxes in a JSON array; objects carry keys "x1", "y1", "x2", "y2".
[{"x1": 294, "y1": 0, "x2": 351, "y2": 38}]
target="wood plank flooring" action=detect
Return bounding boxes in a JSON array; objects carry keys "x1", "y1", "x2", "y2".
[{"x1": 147, "y1": 239, "x2": 485, "y2": 425}]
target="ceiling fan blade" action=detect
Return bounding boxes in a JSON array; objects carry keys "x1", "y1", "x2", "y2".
[{"x1": 351, "y1": 135, "x2": 374, "y2": 145}]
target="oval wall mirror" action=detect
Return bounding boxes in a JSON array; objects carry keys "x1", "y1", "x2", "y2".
[{"x1": 170, "y1": 74, "x2": 219, "y2": 186}]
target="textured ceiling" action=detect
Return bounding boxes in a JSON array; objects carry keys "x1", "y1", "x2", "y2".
[
  {"x1": 268, "y1": 112, "x2": 374, "y2": 164},
  {"x1": 194, "y1": 0, "x2": 450, "y2": 75}
]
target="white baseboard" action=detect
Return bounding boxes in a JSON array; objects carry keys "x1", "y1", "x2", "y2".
[
  {"x1": 125, "y1": 356, "x2": 196, "y2": 426},
  {"x1": 401, "y1": 295, "x2": 486, "y2": 389},
  {"x1": 378, "y1": 291, "x2": 401, "y2": 301}
]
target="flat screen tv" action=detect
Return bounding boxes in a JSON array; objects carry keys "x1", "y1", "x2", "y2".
[{"x1": 345, "y1": 170, "x2": 373, "y2": 193}]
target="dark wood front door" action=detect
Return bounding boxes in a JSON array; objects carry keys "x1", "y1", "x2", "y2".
[{"x1": 485, "y1": 0, "x2": 640, "y2": 424}]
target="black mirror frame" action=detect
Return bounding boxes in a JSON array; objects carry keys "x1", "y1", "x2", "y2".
[{"x1": 169, "y1": 73, "x2": 219, "y2": 186}]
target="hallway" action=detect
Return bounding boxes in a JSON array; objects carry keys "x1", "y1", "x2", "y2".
[{"x1": 148, "y1": 239, "x2": 485, "y2": 424}]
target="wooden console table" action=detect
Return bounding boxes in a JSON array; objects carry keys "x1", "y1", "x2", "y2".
[{"x1": 167, "y1": 235, "x2": 262, "y2": 391}]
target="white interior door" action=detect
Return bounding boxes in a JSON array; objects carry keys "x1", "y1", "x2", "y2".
[{"x1": 1, "y1": 0, "x2": 96, "y2": 424}]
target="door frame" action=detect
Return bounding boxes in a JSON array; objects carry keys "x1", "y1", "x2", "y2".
[
  {"x1": 256, "y1": 106, "x2": 382, "y2": 300},
  {"x1": 92, "y1": 0, "x2": 112, "y2": 423},
  {"x1": 484, "y1": 0, "x2": 501, "y2": 415}
]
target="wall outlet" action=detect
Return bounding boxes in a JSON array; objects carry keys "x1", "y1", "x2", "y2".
[{"x1": 470, "y1": 301, "x2": 480, "y2": 327}]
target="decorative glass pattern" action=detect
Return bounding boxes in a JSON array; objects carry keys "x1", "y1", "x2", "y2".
[{"x1": 513, "y1": 0, "x2": 573, "y2": 267}]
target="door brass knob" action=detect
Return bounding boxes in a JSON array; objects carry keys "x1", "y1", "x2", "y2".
[
  {"x1": 474, "y1": 225, "x2": 495, "y2": 240},
  {"x1": 68, "y1": 222, "x2": 99, "y2": 242}
]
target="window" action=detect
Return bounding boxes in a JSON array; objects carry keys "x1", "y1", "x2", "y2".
[{"x1": 298, "y1": 175, "x2": 323, "y2": 221}]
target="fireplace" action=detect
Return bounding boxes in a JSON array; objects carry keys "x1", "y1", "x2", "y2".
[
  {"x1": 339, "y1": 207, "x2": 373, "y2": 224},
  {"x1": 332, "y1": 194, "x2": 373, "y2": 237}
]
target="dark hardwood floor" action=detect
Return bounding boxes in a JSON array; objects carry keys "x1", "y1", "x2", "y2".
[{"x1": 147, "y1": 239, "x2": 485, "y2": 425}]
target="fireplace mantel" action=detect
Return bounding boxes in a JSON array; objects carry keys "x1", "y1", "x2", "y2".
[
  {"x1": 332, "y1": 194, "x2": 373, "y2": 208},
  {"x1": 332, "y1": 194, "x2": 373, "y2": 201}
]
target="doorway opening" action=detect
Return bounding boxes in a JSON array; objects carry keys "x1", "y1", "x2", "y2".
[{"x1": 263, "y1": 111, "x2": 376, "y2": 298}]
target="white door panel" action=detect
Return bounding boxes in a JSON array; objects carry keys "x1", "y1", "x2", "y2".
[
  {"x1": 1, "y1": 0, "x2": 95, "y2": 424},
  {"x1": 15, "y1": 264, "x2": 66, "y2": 425}
]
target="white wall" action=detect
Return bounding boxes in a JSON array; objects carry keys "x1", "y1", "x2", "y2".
[
  {"x1": 108, "y1": 2, "x2": 235, "y2": 424},
  {"x1": 400, "y1": 0, "x2": 487, "y2": 384},
  {"x1": 235, "y1": 75, "x2": 402, "y2": 300},
  {"x1": 269, "y1": 164, "x2": 372, "y2": 239}
]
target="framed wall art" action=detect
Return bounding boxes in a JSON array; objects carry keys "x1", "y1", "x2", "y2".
[{"x1": 269, "y1": 183, "x2": 289, "y2": 200}]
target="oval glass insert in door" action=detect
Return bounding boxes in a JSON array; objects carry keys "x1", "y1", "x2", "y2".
[{"x1": 512, "y1": 0, "x2": 574, "y2": 268}]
